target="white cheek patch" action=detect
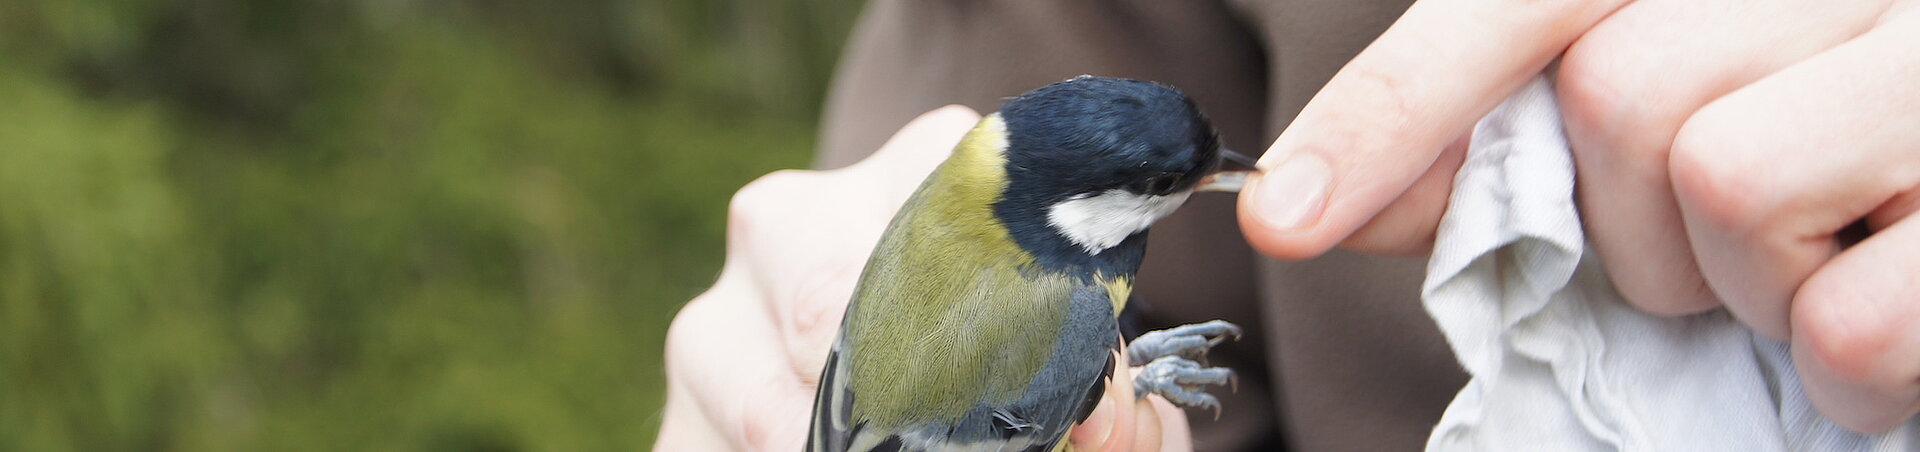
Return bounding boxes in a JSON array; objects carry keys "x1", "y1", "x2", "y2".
[{"x1": 1046, "y1": 189, "x2": 1192, "y2": 254}]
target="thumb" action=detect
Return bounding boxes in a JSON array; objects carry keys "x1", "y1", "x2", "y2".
[
  {"x1": 1068, "y1": 359, "x2": 1194, "y2": 452},
  {"x1": 1240, "y1": 0, "x2": 1628, "y2": 259},
  {"x1": 1070, "y1": 356, "x2": 1142, "y2": 452}
]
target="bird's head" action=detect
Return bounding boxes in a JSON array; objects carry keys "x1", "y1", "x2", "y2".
[{"x1": 989, "y1": 76, "x2": 1243, "y2": 261}]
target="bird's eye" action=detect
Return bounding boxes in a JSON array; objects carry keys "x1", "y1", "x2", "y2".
[{"x1": 1140, "y1": 173, "x2": 1179, "y2": 195}]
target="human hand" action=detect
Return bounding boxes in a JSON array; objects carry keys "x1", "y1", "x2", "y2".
[
  {"x1": 1234, "y1": 0, "x2": 1920, "y2": 432},
  {"x1": 656, "y1": 106, "x2": 1193, "y2": 451}
]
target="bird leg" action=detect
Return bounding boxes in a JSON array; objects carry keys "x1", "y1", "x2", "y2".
[{"x1": 1126, "y1": 320, "x2": 1241, "y2": 419}]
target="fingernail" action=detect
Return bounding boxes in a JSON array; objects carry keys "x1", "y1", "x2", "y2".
[
  {"x1": 1071, "y1": 396, "x2": 1116, "y2": 447},
  {"x1": 1253, "y1": 153, "x2": 1331, "y2": 230}
]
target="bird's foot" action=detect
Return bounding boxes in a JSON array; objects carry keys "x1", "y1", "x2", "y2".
[
  {"x1": 1126, "y1": 319, "x2": 1241, "y2": 366},
  {"x1": 1126, "y1": 320, "x2": 1240, "y2": 419}
]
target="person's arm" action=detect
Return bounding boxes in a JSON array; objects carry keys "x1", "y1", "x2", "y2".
[{"x1": 1236, "y1": 0, "x2": 1920, "y2": 432}]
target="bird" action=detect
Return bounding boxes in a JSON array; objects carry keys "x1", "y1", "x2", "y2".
[{"x1": 807, "y1": 76, "x2": 1248, "y2": 452}]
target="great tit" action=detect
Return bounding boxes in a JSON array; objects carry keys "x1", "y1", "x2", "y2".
[{"x1": 808, "y1": 76, "x2": 1250, "y2": 452}]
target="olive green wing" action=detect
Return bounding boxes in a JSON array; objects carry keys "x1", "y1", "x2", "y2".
[{"x1": 807, "y1": 277, "x2": 1119, "y2": 452}]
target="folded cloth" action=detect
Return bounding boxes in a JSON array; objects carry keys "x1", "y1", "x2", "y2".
[{"x1": 1420, "y1": 74, "x2": 1920, "y2": 451}]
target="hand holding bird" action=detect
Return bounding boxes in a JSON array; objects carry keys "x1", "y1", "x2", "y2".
[{"x1": 658, "y1": 106, "x2": 1201, "y2": 452}]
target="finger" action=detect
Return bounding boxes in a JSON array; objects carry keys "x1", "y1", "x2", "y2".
[
  {"x1": 1071, "y1": 359, "x2": 1140, "y2": 452},
  {"x1": 727, "y1": 167, "x2": 872, "y2": 385},
  {"x1": 1143, "y1": 395, "x2": 1194, "y2": 452},
  {"x1": 1792, "y1": 217, "x2": 1920, "y2": 433},
  {"x1": 1241, "y1": 0, "x2": 1630, "y2": 259},
  {"x1": 1669, "y1": 10, "x2": 1920, "y2": 339},
  {"x1": 1557, "y1": 0, "x2": 1889, "y2": 314},
  {"x1": 1070, "y1": 393, "x2": 1124, "y2": 450},
  {"x1": 655, "y1": 383, "x2": 733, "y2": 450},
  {"x1": 1128, "y1": 397, "x2": 1164, "y2": 452},
  {"x1": 662, "y1": 281, "x2": 818, "y2": 451},
  {"x1": 1071, "y1": 357, "x2": 1199, "y2": 452},
  {"x1": 1335, "y1": 132, "x2": 1469, "y2": 256}
]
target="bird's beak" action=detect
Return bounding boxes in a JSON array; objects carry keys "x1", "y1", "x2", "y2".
[{"x1": 1194, "y1": 149, "x2": 1258, "y2": 193}]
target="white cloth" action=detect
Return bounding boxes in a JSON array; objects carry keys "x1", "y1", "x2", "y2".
[{"x1": 1421, "y1": 75, "x2": 1920, "y2": 451}]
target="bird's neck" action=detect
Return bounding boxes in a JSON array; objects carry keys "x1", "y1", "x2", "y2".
[
  {"x1": 932, "y1": 116, "x2": 1147, "y2": 280},
  {"x1": 995, "y1": 197, "x2": 1149, "y2": 280}
]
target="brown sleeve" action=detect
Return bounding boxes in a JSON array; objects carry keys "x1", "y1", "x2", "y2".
[{"x1": 814, "y1": 1, "x2": 1464, "y2": 450}]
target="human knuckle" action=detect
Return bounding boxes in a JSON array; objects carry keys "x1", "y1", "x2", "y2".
[
  {"x1": 729, "y1": 169, "x2": 815, "y2": 229},
  {"x1": 1560, "y1": 52, "x2": 1702, "y2": 161},
  {"x1": 790, "y1": 267, "x2": 854, "y2": 336},
  {"x1": 1557, "y1": 40, "x2": 1627, "y2": 104},
  {"x1": 1794, "y1": 276, "x2": 1897, "y2": 385},
  {"x1": 1559, "y1": 56, "x2": 1647, "y2": 144},
  {"x1": 739, "y1": 405, "x2": 776, "y2": 450},
  {"x1": 1555, "y1": 58, "x2": 1617, "y2": 136},
  {"x1": 1669, "y1": 113, "x2": 1773, "y2": 232},
  {"x1": 737, "y1": 382, "x2": 805, "y2": 451},
  {"x1": 664, "y1": 295, "x2": 719, "y2": 374}
]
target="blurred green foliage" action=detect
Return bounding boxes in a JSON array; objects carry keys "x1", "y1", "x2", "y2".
[{"x1": 0, "y1": 0, "x2": 862, "y2": 449}]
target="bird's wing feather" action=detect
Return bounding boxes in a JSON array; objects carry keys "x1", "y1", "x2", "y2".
[{"x1": 807, "y1": 282, "x2": 1119, "y2": 452}]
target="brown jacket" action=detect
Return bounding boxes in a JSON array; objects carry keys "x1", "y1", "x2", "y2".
[{"x1": 815, "y1": 1, "x2": 1466, "y2": 450}]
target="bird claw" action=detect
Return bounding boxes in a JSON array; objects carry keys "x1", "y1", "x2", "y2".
[
  {"x1": 1133, "y1": 356, "x2": 1230, "y2": 419},
  {"x1": 1127, "y1": 320, "x2": 1240, "y2": 419},
  {"x1": 1125, "y1": 320, "x2": 1241, "y2": 367}
]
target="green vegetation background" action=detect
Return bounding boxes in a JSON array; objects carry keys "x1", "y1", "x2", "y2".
[{"x1": 0, "y1": 0, "x2": 862, "y2": 449}]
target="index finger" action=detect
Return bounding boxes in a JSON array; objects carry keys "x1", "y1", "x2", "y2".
[
  {"x1": 1241, "y1": 0, "x2": 1630, "y2": 258},
  {"x1": 659, "y1": 280, "x2": 817, "y2": 451}
]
